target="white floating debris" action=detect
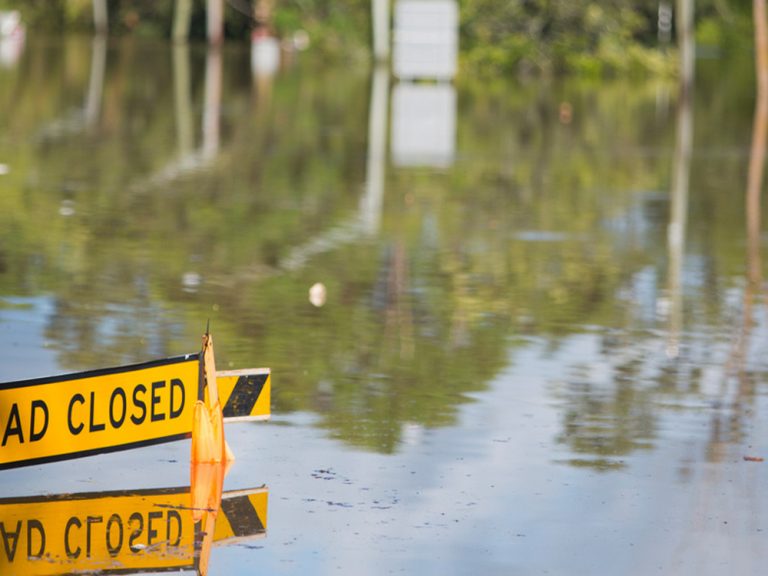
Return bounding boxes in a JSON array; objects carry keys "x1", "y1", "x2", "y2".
[
  {"x1": 0, "y1": 164, "x2": 9, "y2": 175},
  {"x1": 182, "y1": 272, "x2": 201, "y2": 293},
  {"x1": 309, "y1": 282, "x2": 327, "y2": 307},
  {"x1": 59, "y1": 200, "x2": 75, "y2": 216}
]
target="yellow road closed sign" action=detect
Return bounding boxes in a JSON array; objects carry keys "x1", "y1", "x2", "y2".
[
  {"x1": 0, "y1": 355, "x2": 200, "y2": 470},
  {"x1": 218, "y1": 368, "x2": 271, "y2": 422}
]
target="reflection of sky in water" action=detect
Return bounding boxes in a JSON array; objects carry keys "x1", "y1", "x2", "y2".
[
  {"x1": 217, "y1": 338, "x2": 768, "y2": 575},
  {"x1": 0, "y1": 297, "x2": 59, "y2": 381}
]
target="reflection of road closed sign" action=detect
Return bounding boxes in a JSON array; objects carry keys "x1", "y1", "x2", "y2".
[
  {"x1": 215, "y1": 488, "x2": 269, "y2": 544},
  {"x1": 0, "y1": 485, "x2": 267, "y2": 575},
  {"x1": 0, "y1": 355, "x2": 199, "y2": 469},
  {"x1": 0, "y1": 487, "x2": 196, "y2": 575}
]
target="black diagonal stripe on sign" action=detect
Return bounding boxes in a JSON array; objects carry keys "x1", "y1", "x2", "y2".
[
  {"x1": 222, "y1": 374, "x2": 267, "y2": 418},
  {"x1": 220, "y1": 494, "x2": 265, "y2": 537}
]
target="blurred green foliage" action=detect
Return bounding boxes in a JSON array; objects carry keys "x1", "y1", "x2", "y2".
[{"x1": 0, "y1": 0, "x2": 757, "y2": 75}]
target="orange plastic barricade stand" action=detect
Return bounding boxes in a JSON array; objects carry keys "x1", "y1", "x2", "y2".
[{"x1": 191, "y1": 331, "x2": 235, "y2": 464}]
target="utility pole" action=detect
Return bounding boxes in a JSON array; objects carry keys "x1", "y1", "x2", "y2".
[
  {"x1": 93, "y1": 0, "x2": 108, "y2": 35},
  {"x1": 372, "y1": 0, "x2": 391, "y2": 61},
  {"x1": 208, "y1": 0, "x2": 224, "y2": 45},
  {"x1": 676, "y1": 0, "x2": 695, "y2": 95}
]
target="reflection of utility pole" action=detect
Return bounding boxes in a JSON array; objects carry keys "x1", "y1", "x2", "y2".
[
  {"x1": 279, "y1": 65, "x2": 389, "y2": 270},
  {"x1": 173, "y1": 43, "x2": 194, "y2": 159},
  {"x1": 363, "y1": 65, "x2": 390, "y2": 235},
  {"x1": 36, "y1": 35, "x2": 106, "y2": 139},
  {"x1": 202, "y1": 47, "x2": 222, "y2": 161},
  {"x1": 129, "y1": 45, "x2": 222, "y2": 192},
  {"x1": 381, "y1": 242, "x2": 415, "y2": 361},
  {"x1": 84, "y1": 34, "x2": 107, "y2": 129},
  {"x1": 667, "y1": 0, "x2": 695, "y2": 359}
]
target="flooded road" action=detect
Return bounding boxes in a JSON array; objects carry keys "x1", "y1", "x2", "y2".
[{"x1": 0, "y1": 36, "x2": 767, "y2": 574}]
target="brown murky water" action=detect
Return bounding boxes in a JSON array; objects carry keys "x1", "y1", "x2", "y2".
[{"x1": 0, "y1": 35, "x2": 767, "y2": 575}]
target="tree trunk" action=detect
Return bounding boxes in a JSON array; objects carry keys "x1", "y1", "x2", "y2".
[
  {"x1": 173, "y1": 0, "x2": 193, "y2": 43},
  {"x1": 747, "y1": 0, "x2": 768, "y2": 287},
  {"x1": 254, "y1": 0, "x2": 275, "y2": 35}
]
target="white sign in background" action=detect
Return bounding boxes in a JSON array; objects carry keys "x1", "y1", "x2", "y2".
[{"x1": 392, "y1": 0, "x2": 458, "y2": 81}]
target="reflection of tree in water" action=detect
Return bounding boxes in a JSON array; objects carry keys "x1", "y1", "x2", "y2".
[
  {"x1": 5, "y1": 36, "x2": 767, "y2": 457},
  {"x1": 268, "y1": 238, "x2": 510, "y2": 453},
  {"x1": 556, "y1": 348, "x2": 657, "y2": 471},
  {"x1": 19, "y1": 81, "x2": 680, "y2": 455},
  {"x1": 552, "y1": 310, "x2": 768, "y2": 471},
  {"x1": 47, "y1": 298, "x2": 183, "y2": 367}
]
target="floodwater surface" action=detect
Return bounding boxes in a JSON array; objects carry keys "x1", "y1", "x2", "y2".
[{"x1": 0, "y1": 36, "x2": 767, "y2": 575}]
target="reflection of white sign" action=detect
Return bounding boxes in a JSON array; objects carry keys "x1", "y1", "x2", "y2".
[
  {"x1": 393, "y1": 0, "x2": 458, "y2": 80},
  {"x1": 391, "y1": 82, "x2": 456, "y2": 168}
]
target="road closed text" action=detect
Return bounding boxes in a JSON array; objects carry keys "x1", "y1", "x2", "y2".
[
  {"x1": 0, "y1": 357, "x2": 199, "y2": 468},
  {"x1": 66, "y1": 379, "x2": 186, "y2": 436}
]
